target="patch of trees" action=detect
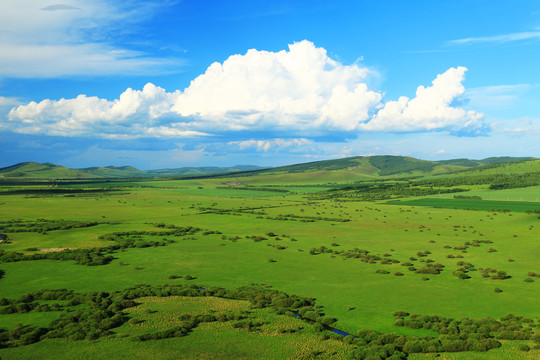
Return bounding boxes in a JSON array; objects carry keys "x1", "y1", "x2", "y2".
[
  {"x1": 414, "y1": 263, "x2": 444, "y2": 275},
  {"x1": 264, "y1": 214, "x2": 350, "y2": 222},
  {"x1": 199, "y1": 207, "x2": 350, "y2": 222},
  {"x1": 308, "y1": 246, "x2": 398, "y2": 265},
  {"x1": 0, "y1": 228, "x2": 197, "y2": 266},
  {"x1": 343, "y1": 324, "x2": 507, "y2": 360},
  {"x1": 216, "y1": 186, "x2": 290, "y2": 193},
  {"x1": 452, "y1": 261, "x2": 477, "y2": 279},
  {"x1": 368, "y1": 156, "x2": 437, "y2": 176},
  {"x1": 479, "y1": 268, "x2": 511, "y2": 280},
  {"x1": 99, "y1": 226, "x2": 201, "y2": 239},
  {"x1": 393, "y1": 312, "x2": 537, "y2": 341},
  {"x1": 454, "y1": 195, "x2": 482, "y2": 200},
  {"x1": 273, "y1": 156, "x2": 364, "y2": 173},
  {"x1": 1, "y1": 283, "x2": 538, "y2": 358},
  {"x1": 414, "y1": 171, "x2": 540, "y2": 190},
  {"x1": 0, "y1": 288, "x2": 134, "y2": 347},
  {"x1": 0, "y1": 219, "x2": 100, "y2": 234},
  {"x1": 343, "y1": 310, "x2": 538, "y2": 358},
  {"x1": 0, "y1": 248, "x2": 115, "y2": 266},
  {"x1": 317, "y1": 184, "x2": 467, "y2": 201}
]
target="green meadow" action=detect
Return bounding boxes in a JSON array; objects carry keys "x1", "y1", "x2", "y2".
[
  {"x1": 391, "y1": 198, "x2": 540, "y2": 213},
  {"x1": 0, "y1": 157, "x2": 539, "y2": 359}
]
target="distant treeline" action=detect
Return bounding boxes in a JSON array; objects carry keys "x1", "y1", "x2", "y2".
[
  {"x1": 316, "y1": 184, "x2": 466, "y2": 201},
  {"x1": 314, "y1": 170, "x2": 540, "y2": 201},
  {"x1": 0, "y1": 219, "x2": 100, "y2": 234},
  {"x1": 216, "y1": 186, "x2": 290, "y2": 193},
  {"x1": 414, "y1": 172, "x2": 540, "y2": 189}
]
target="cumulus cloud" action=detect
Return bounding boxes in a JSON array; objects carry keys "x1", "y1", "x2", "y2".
[
  {"x1": 229, "y1": 138, "x2": 312, "y2": 152},
  {"x1": 173, "y1": 40, "x2": 382, "y2": 132},
  {"x1": 0, "y1": 0, "x2": 181, "y2": 77},
  {"x1": 7, "y1": 83, "x2": 207, "y2": 138},
  {"x1": 5, "y1": 41, "x2": 486, "y2": 138},
  {"x1": 363, "y1": 67, "x2": 484, "y2": 133}
]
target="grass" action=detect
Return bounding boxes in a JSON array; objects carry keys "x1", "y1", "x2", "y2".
[
  {"x1": 0, "y1": 296, "x2": 353, "y2": 360},
  {"x1": 0, "y1": 176, "x2": 539, "y2": 359},
  {"x1": 435, "y1": 185, "x2": 540, "y2": 202},
  {"x1": 389, "y1": 198, "x2": 540, "y2": 213}
]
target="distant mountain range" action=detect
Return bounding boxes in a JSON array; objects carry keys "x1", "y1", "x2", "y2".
[
  {"x1": 0, "y1": 162, "x2": 265, "y2": 179},
  {"x1": 0, "y1": 156, "x2": 536, "y2": 180}
]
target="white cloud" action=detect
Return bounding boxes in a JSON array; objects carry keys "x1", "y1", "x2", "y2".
[
  {"x1": 172, "y1": 40, "x2": 382, "y2": 132},
  {"x1": 7, "y1": 83, "x2": 208, "y2": 138},
  {"x1": 0, "y1": 0, "x2": 181, "y2": 77},
  {"x1": 229, "y1": 138, "x2": 312, "y2": 152},
  {"x1": 448, "y1": 31, "x2": 540, "y2": 46},
  {"x1": 363, "y1": 67, "x2": 484, "y2": 133},
  {"x1": 5, "y1": 42, "x2": 486, "y2": 138}
]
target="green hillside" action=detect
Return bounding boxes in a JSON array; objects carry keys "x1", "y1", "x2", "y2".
[
  {"x1": 145, "y1": 165, "x2": 265, "y2": 177},
  {"x1": 79, "y1": 166, "x2": 149, "y2": 178},
  {"x1": 225, "y1": 156, "x2": 537, "y2": 185},
  {"x1": 0, "y1": 162, "x2": 100, "y2": 179},
  {"x1": 0, "y1": 156, "x2": 535, "y2": 182}
]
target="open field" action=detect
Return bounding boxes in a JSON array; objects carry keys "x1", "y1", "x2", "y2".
[{"x1": 0, "y1": 158, "x2": 539, "y2": 359}]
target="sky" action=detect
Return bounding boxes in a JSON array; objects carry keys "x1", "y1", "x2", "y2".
[{"x1": 1, "y1": 0, "x2": 539, "y2": 169}]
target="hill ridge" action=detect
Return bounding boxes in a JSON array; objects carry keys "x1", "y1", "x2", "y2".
[{"x1": 0, "y1": 156, "x2": 536, "y2": 180}]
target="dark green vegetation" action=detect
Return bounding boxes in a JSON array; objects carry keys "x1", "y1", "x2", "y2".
[
  {"x1": 0, "y1": 156, "x2": 538, "y2": 359},
  {"x1": 391, "y1": 199, "x2": 540, "y2": 213}
]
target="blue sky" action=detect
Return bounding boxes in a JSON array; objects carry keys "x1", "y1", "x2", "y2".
[{"x1": 1, "y1": 0, "x2": 539, "y2": 169}]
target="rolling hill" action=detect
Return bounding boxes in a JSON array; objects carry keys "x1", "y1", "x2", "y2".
[
  {"x1": 0, "y1": 162, "x2": 265, "y2": 179},
  {"x1": 0, "y1": 162, "x2": 100, "y2": 179},
  {"x1": 0, "y1": 156, "x2": 535, "y2": 181}
]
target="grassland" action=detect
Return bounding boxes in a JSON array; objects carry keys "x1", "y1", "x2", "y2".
[
  {"x1": 0, "y1": 158, "x2": 539, "y2": 359},
  {"x1": 390, "y1": 198, "x2": 540, "y2": 213}
]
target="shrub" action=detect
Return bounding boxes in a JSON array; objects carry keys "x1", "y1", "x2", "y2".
[{"x1": 393, "y1": 311, "x2": 410, "y2": 317}]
